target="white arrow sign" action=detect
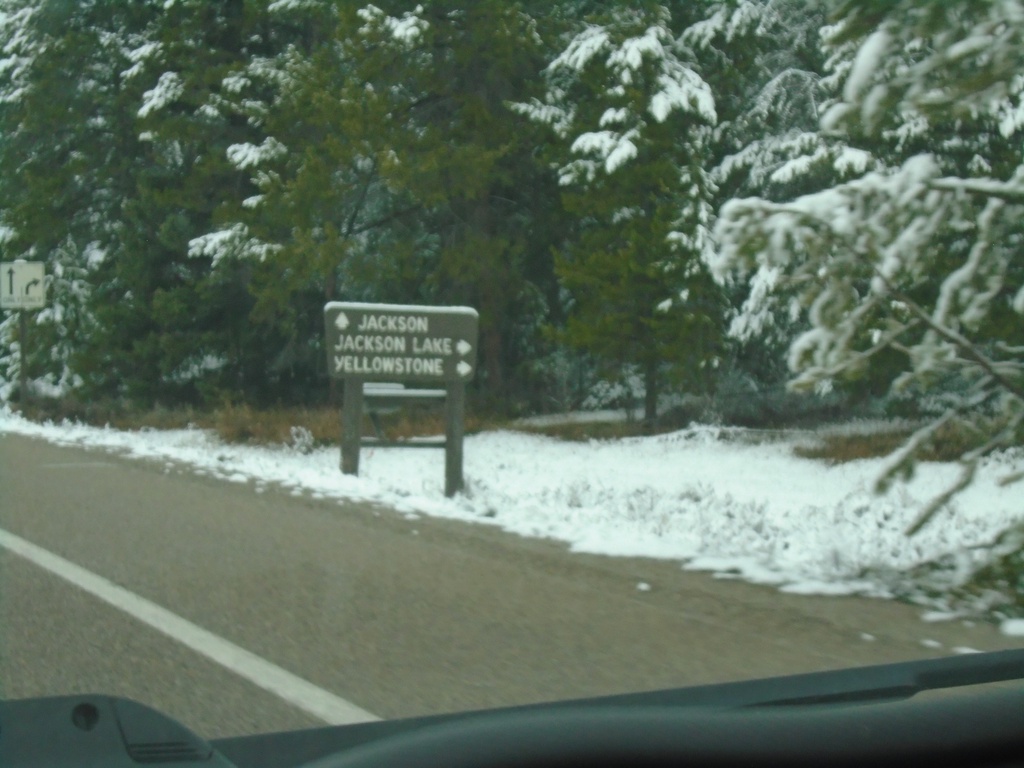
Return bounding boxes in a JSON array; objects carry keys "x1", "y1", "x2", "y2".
[
  {"x1": 456, "y1": 339, "x2": 472, "y2": 356},
  {"x1": 1, "y1": 261, "x2": 46, "y2": 310},
  {"x1": 456, "y1": 361, "x2": 473, "y2": 377},
  {"x1": 334, "y1": 312, "x2": 349, "y2": 330}
]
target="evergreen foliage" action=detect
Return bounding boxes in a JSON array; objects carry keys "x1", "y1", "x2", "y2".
[
  {"x1": 1, "y1": 0, "x2": 1019, "y2": 468},
  {"x1": 714, "y1": 0, "x2": 1024, "y2": 531},
  {"x1": 515, "y1": 3, "x2": 724, "y2": 421}
]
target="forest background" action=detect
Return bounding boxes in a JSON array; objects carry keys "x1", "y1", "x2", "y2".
[{"x1": 1, "y1": 0, "x2": 1021, "y2": 463}]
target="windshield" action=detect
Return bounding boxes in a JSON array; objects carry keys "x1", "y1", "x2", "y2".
[{"x1": 0, "y1": 0, "x2": 1022, "y2": 742}]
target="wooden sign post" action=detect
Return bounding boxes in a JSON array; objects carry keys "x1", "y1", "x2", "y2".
[
  {"x1": 324, "y1": 302, "x2": 478, "y2": 497},
  {"x1": 340, "y1": 377, "x2": 363, "y2": 476}
]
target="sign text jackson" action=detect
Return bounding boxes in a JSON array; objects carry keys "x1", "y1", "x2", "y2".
[{"x1": 324, "y1": 302, "x2": 479, "y2": 382}]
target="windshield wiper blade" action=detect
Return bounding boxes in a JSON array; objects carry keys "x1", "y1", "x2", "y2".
[{"x1": 582, "y1": 648, "x2": 1024, "y2": 709}]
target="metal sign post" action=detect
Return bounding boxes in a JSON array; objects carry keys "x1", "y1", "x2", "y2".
[
  {"x1": 18, "y1": 310, "x2": 28, "y2": 402},
  {"x1": 2, "y1": 261, "x2": 47, "y2": 403},
  {"x1": 324, "y1": 302, "x2": 479, "y2": 497}
]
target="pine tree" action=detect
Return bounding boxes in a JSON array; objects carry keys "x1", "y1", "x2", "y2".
[
  {"x1": 80, "y1": 0, "x2": 281, "y2": 404},
  {"x1": 350, "y1": 2, "x2": 565, "y2": 401},
  {"x1": 0, "y1": 0, "x2": 154, "y2": 401},
  {"x1": 685, "y1": 0, "x2": 854, "y2": 420},
  {"x1": 517, "y1": 2, "x2": 725, "y2": 421},
  {"x1": 202, "y1": 0, "x2": 416, "y2": 399},
  {"x1": 714, "y1": 0, "x2": 1024, "y2": 531},
  {"x1": 216, "y1": 1, "x2": 566, "y2": 405}
]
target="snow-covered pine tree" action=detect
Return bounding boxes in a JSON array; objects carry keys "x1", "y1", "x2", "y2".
[
  {"x1": 86, "y1": 0, "x2": 296, "y2": 404},
  {"x1": 515, "y1": 2, "x2": 725, "y2": 422},
  {"x1": 683, "y1": 0, "x2": 852, "y2": 422},
  {"x1": 714, "y1": 0, "x2": 1024, "y2": 533},
  {"x1": 350, "y1": 2, "x2": 564, "y2": 399},
  {"x1": 0, "y1": 0, "x2": 153, "y2": 401},
  {"x1": 218, "y1": 1, "x2": 565, "y2": 401}
]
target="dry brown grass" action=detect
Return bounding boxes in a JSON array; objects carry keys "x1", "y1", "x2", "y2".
[
  {"x1": 15, "y1": 397, "x2": 992, "y2": 463},
  {"x1": 17, "y1": 398, "x2": 204, "y2": 432},
  {"x1": 512, "y1": 420, "x2": 676, "y2": 442},
  {"x1": 211, "y1": 403, "x2": 338, "y2": 446},
  {"x1": 794, "y1": 420, "x2": 985, "y2": 464},
  {"x1": 15, "y1": 398, "x2": 493, "y2": 447},
  {"x1": 211, "y1": 402, "x2": 498, "y2": 447}
]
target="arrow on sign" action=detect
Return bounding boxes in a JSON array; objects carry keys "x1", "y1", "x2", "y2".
[
  {"x1": 25, "y1": 279, "x2": 40, "y2": 295},
  {"x1": 6, "y1": 268, "x2": 12, "y2": 295},
  {"x1": 456, "y1": 339, "x2": 472, "y2": 356},
  {"x1": 335, "y1": 312, "x2": 350, "y2": 330},
  {"x1": 457, "y1": 361, "x2": 472, "y2": 377}
]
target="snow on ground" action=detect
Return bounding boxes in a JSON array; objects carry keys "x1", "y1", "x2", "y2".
[{"x1": 2, "y1": 407, "x2": 1022, "y2": 634}]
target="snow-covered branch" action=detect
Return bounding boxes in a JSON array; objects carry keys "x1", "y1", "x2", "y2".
[{"x1": 929, "y1": 176, "x2": 1024, "y2": 203}]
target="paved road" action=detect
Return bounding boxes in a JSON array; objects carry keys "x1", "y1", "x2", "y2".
[{"x1": 1, "y1": 432, "x2": 1019, "y2": 739}]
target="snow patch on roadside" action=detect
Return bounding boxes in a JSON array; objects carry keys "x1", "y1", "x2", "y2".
[{"x1": 2, "y1": 408, "x2": 1021, "y2": 612}]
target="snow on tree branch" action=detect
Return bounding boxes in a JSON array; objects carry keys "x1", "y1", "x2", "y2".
[
  {"x1": 138, "y1": 71, "x2": 183, "y2": 118},
  {"x1": 357, "y1": 4, "x2": 428, "y2": 47},
  {"x1": 523, "y1": 6, "x2": 715, "y2": 186},
  {"x1": 121, "y1": 42, "x2": 162, "y2": 81},
  {"x1": 188, "y1": 224, "x2": 281, "y2": 266},
  {"x1": 714, "y1": 0, "x2": 1024, "y2": 533},
  {"x1": 226, "y1": 137, "x2": 288, "y2": 171},
  {"x1": 823, "y1": 0, "x2": 1024, "y2": 134}
]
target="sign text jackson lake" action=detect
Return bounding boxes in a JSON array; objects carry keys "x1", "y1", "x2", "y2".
[{"x1": 324, "y1": 302, "x2": 479, "y2": 382}]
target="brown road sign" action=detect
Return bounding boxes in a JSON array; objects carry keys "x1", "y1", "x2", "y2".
[{"x1": 325, "y1": 302, "x2": 479, "y2": 383}]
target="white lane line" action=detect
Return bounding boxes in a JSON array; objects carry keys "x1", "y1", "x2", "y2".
[
  {"x1": 0, "y1": 527, "x2": 380, "y2": 726},
  {"x1": 40, "y1": 462, "x2": 116, "y2": 468}
]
